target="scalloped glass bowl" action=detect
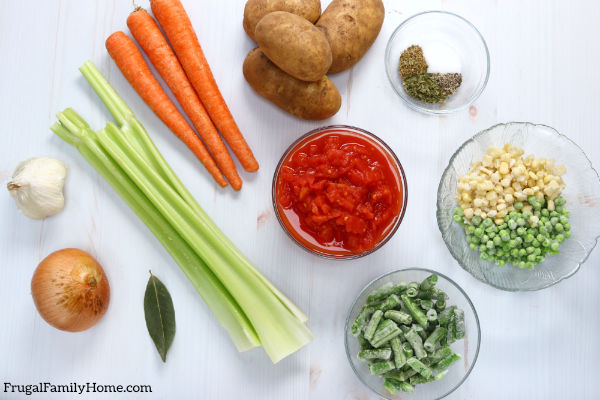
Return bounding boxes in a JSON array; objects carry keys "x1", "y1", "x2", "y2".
[
  {"x1": 385, "y1": 11, "x2": 490, "y2": 114},
  {"x1": 345, "y1": 268, "x2": 480, "y2": 400},
  {"x1": 437, "y1": 123, "x2": 600, "y2": 291}
]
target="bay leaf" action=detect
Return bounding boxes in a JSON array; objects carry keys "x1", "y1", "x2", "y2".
[{"x1": 144, "y1": 271, "x2": 176, "y2": 362}]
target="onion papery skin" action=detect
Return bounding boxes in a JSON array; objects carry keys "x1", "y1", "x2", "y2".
[{"x1": 31, "y1": 248, "x2": 110, "y2": 332}]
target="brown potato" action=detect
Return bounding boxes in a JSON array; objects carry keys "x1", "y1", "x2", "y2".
[
  {"x1": 243, "y1": 48, "x2": 341, "y2": 120},
  {"x1": 243, "y1": 0, "x2": 321, "y2": 42},
  {"x1": 316, "y1": 0, "x2": 385, "y2": 74},
  {"x1": 255, "y1": 11, "x2": 332, "y2": 82}
]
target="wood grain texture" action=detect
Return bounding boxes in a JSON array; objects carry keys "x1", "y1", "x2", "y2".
[{"x1": 0, "y1": 0, "x2": 598, "y2": 399}]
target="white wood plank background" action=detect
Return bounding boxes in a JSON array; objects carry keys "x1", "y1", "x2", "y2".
[{"x1": 1, "y1": 0, "x2": 599, "y2": 399}]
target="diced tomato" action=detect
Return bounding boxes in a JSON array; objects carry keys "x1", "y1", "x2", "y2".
[{"x1": 275, "y1": 130, "x2": 403, "y2": 255}]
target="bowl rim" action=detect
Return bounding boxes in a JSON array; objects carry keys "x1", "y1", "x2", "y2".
[
  {"x1": 344, "y1": 267, "x2": 481, "y2": 400},
  {"x1": 272, "y1": 125, "x2": 408, "y2": 260},
  {"x1": 436, "y1": 121, "x2": 600, "y2": 291},
  {"x1": 384, "y1": 10, "x2": 491, "y2": 115}
]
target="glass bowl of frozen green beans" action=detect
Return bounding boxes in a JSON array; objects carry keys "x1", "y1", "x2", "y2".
[
  {"x1": 437, "y1": 122, "x2": 600, "y2": 291},
  {"x1": 345, "y1": 268, "x2": 480, "y2": 400}
]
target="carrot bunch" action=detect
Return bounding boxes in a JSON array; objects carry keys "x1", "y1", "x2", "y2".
[{"x1": 106, "y1": 0, "x2": 258, "y2": 190}]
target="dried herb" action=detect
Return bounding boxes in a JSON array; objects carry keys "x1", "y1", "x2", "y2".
[
  {"x1": 402, "y1": 73, "x2": 449, "y2": 104},
  {"x1": 144, "y1": 271, "x2": 176, "y2": 362},
  {"x1": 431, "y1": 73, "x2": 462, "y2": 97},
  {"x1": 398, "y1": 45, "x2": 428, "y2": 79}
]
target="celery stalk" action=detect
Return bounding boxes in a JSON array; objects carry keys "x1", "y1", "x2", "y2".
[
  {"x1": 95, "y1": 122, "x2": 312, "y2": 362},
  {"x1": 80, "y1": 61, "x2": 307, "y2": 324},
  {"x1": 53, "y1": 62, "x2": 313, "y2": 362},
  {"x1": 52, "y1": 115, "x2": 260, "y2": 352}
]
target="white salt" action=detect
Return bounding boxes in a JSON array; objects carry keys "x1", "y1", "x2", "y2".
[{"x1": 422, "y1": 42, "x2": 462, "y2": 74}]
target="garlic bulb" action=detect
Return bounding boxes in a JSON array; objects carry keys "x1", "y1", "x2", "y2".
[{"x1": 7, "y1": 157, "x2": 67, "y2": 219}]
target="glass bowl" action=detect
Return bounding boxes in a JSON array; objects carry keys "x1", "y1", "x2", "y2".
[
  {"x1": 385, "y1": 11, "x2": 490, "y2": 115},
  {"x1": 272, "y1": 125, "x2": 408, "y2": 259},
  {"x1": 437, "y1": 122, "x2": 600, "y2": 291},
  {"x1": 345, "y1": 268, "x2": 480, "y2": 400}
]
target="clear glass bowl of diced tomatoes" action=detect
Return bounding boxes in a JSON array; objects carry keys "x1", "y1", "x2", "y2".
[{"x1": 272, "y1": 125, "x2": 408, "y2": 259}]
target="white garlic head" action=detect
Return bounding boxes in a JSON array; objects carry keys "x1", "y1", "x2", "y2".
[{"x1": 7, "y1": 157, "x2": 67, "y2": 219}]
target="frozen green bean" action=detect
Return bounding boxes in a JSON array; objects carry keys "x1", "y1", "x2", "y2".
[
  {"x1": 365, "y1": 282, "x2": 394, "y2": 304},
  {"x1": 401, "y1": 294, "x2": 429, "y2": 329},
  {"x1": 358, "y1": 347, "x2": 392, "y2": 361},
  {"x1": 424, "y1": 327, "x2": 447, "y2": 352},
  {"x1": 402, "y1": 341, "x2": 414, "y2": 358},
  {"x1": 370, "y1": 360, "x2": 395, "y2": 375},
  {"x1": 406, "y1": 357, "x2": 433, "y2": 379},
  {"x1": 420, "y1": 274, "x2": 438, "y2": 291},
  {"x1": 419, "y1": 299, "x2": 433, "y2": 310},
  {"x1": 426, "y1": 308, "x2": 438, "y2": 322},
  {"x1": 351, "y1": 305, "x2": 374, "y2": 336},
  {"x1": 390, "y1": 337, "x2": 406, "y2": 369},
  {"x1": 371, "y1": 319, "x2": 402, "y2": 348},
  {"x1": 383, "y1": 379, "x2": 397, "y2": 395},
  {"x1": 397, "y1": 381, "x2": 414, "y2": 393},
  {"x1": 432, "y1": 353, "x2": 462, "y2": 373},
  {"x1": 438, "y1": 305, "x2": 456, "y2": 326},
  {"x1": 404, "y1": 328, "x2": 427, "y2": 360},
  {"x1": 358, "y1": 332, "x2": 372, "y2": 350},
  {"x1": 430, "y1": 345, "x2": 452, "y2": 363},
  {"x1": 453, "y1": 308, "x2": 465, "y2": 340},
  {"x1": 411, "y1": 324, "x2": 427, "y2": 341},
  {"x1": 435, "y1": 299, "x2": 446, "y2": 311},
  {"x1": 377, "y1": 294, "x2": 402, "y2": 312},
  {"x1": 384, "y1": 310, "x2": 412, "y2": 325},
  {"x1": 409, "y1": 375, "x2": 434, "y2": 385},
  {"x1": 405, "y1": 282, "x2": 419, "y2": 298},
  {"x1": 363, "y1": 310, "x2": 383, "y2": 341}
]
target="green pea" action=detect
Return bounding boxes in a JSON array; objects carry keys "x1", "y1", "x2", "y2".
[
  {"x1": 541, "y1": 209, "x2": 549, "y2": 217},
  {"x1": 526, "y1": 246, "x2": 535, "y2": 254},
  {"x1": 555, "y1": 223, "x2": 564, "y2": 232},
  {"x1": 524, "y1": 234, "x2": 534, "y2": 243},
  {"x1": 516, "y1": 218, "x2": 526, "y2": 227},
  {"x1": 454, "y1": 207, "x2": 465, "y2": 216},
  {"x1": 556, "y1": 234, "x2": 565, "y2": 243},
  {"x1": 550, "y1": 241, "x2": 559, "y2": 251},
  {"x1": 486, "y1": 240, "x2": 494, "y2": 249},
  {"x1": 472, "y1": 216, "x2": 482, "y2": 226},
  {"x1": 474, "y1": 227, "x2": 483, "y2": 237},
  {"x1": 514, "y1": 202, "x2": 523, "y2": 210},
  {"x1": 563, "y1": 223, "x2": 571, "y2": 231},
  {"x1": 517, "y1": 227, "x2": 526, "y2": 236}
]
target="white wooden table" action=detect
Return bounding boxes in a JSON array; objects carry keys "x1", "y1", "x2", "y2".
[{"x1": 1, "y1": 1, "x2": 599, "y2": 399}]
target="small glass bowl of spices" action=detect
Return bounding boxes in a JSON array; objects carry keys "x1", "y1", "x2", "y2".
[{"x1": 385, "y1": 11, "x2": 490, "y2": 115}]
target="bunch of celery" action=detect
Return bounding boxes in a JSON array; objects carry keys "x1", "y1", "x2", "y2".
[{"x1": 51, "y1": 61, "x2": 312, "y2": 363}]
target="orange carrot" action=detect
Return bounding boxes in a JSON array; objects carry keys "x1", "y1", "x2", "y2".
[
  {"x1": 127, "y1": 9, "x2": 242, "y2": 190},
  {"x1": 150, "y1": 0, "x2": 259, "y2": 173},
  {"x1": 105, "y1": 31, "x2": 228, "y2": 188}
]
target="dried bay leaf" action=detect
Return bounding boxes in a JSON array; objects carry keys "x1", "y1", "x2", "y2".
[{"x1": 144, "y1": 271, "x2": 176, "y2": 362}]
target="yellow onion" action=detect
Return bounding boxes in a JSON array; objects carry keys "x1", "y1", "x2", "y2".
[{"x1": 31, "y1": 248, "x2": 110, "y2": 332}]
